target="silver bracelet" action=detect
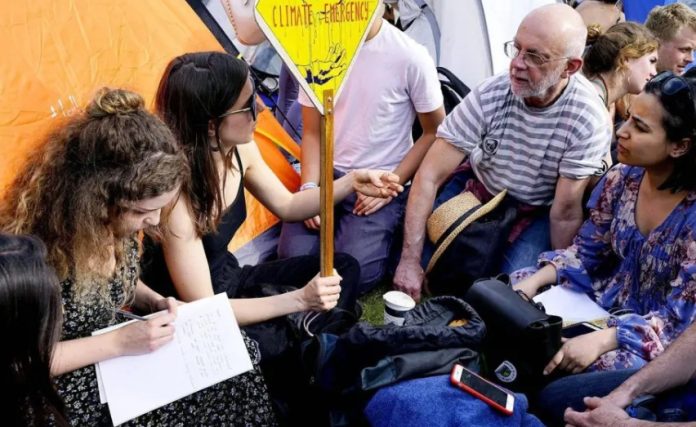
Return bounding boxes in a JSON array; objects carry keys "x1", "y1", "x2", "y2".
[{"x1": 299, "y1": 182, "x2": 318, "y2": 191}]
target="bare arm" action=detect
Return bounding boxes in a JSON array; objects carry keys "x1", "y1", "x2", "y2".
[
  {"x1": 52, "y1": 335, "x2": 123, "y2": 376},
  {"x1": 512, "y1": 264, "x2": 558, "y2": 299},
  {"x1": 241, "y1": 141, "x2": 398, "y2": 222},
  {"x1": 353, "y1": 107, "x2": 446, "y2": 217},
  {"x1": 51, "y1": 300, "x2": 177, "y2": 376},
  {"x1": 550, "y1": 176, "x2": 588, "y2": 249},
  {"x1": 565, "y1": 398, "x2": 696, "y2": 427},
  {"x1": 392, "y1": 107, "x2": 446, "y2": 185},
  {"x1": 230, "y1": 272, "x2": 342, "y2": 325},
  {"x1": 605, "y1": 321, "x2": 696, "y2": 408},
  {"x1": 300, "y1": 105, "x2": 321, "y2": 187},
  {"x1": 393, "y1": 139, "x2": 466, "y2": 301},
  {"x1": 160, "y1": 195, "x2": 342, "y2": 326}
]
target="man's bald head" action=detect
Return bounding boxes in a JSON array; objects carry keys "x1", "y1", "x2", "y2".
[
  {"x1": 509, "y1": 4, "x2": 586, "y2": 106},
  {"x1": 519, "y1": 3, "x2": 588, "y2": 59}
]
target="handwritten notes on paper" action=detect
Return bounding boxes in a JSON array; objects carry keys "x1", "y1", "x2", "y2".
[{"x1": 93, "y1": 293, "x2": 252, "y2": 425}]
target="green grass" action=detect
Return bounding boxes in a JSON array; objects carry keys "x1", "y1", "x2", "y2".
[{"x1": 358, "y1": 283, "x2": 389, "y2": 325}]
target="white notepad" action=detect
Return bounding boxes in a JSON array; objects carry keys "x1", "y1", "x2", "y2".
[
  {"x1": 92, "y1": 293, "x2": 252, "y2": 425},
  {"x1": 533, "y1": 285, "x2": 610, "y2": 325}
]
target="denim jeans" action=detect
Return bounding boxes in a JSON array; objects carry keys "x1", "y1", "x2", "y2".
[
  {"x1": 420, "y1": 171, "x2": 550, "y2": 274},
  {"x1": 536, "y1": 370, "x2": 696, "y2": 426},
  {"x1": 536, "y1": 370, "x2": 637, "y2": 426}
]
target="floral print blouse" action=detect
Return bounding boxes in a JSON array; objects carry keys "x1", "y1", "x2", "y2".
[{"x1": 519, "y1": 165, "x2": 696, "y2": 371}]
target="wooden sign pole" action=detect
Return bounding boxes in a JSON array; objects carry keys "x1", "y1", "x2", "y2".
[{"x1": 320, "y1": 89, "x2": 335, "y2": 277}]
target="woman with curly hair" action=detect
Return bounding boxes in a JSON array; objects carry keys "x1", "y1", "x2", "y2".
[
  {"x1": 0, "y1": 88, "x2": 277, "y2": 425},
  {"x1": 0, "y1": 233, "x2": 68, "y2": 427}
]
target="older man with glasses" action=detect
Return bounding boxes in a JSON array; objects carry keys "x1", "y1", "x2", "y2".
[{"x1": 394, "y1": 3, "x2": 612, "y2": 302}]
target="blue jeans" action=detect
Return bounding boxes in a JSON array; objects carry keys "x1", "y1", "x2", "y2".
[
  {"x1": 537, "y1": 370, "x2": 696, "y2": 426},
  {"x1": 537, "y1": 370, "x2": 637, "y2": 426},
  {"x1": 277, "y1": 182, "x2": 408, "y2": 295},
  {"x1": 421, "y1": 171, "x2": 550, "y2": 274}
]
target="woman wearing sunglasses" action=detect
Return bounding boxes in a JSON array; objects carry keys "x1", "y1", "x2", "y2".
[
  {"x1": 142, "y1": 51, "x2": 402, "y2": 421},
  {"x1": 514, "y1": 71, "x2": 696, "y2": 378}
]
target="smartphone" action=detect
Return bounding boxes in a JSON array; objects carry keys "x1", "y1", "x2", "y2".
[
  {"x1": 561, "y1": 322, "x2": 602, "y2": 339},
  {"x1": 450, "y1": 364, "x2": 515, "y2": 416}
]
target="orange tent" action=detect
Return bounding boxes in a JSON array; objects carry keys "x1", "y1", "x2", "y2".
[{"x1": 0, "y1": 0, "x2": 299, "y2": 251}]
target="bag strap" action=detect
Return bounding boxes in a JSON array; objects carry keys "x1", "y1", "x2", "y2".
[
  {"x1": 402, "y1": 0, "x2": 441, "y2": 63},
  {"x1": 436, "y1": 67, "x2": 470, "y2": 98}
]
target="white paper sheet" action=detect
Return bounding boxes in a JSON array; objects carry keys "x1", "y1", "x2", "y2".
[
  {"x1": 533, "y1": 286, "x2": 610, "y2": 324},
  {"x1": 93, "y1": 293, "x2": 252, "y2": 425}
]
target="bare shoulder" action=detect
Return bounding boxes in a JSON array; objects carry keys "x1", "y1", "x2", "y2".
[
  {"x1": 165, "y1": 194, "x2": 198, "y2": 242},
  {"x1": 236, "y1": 141, "x2": 263, "y2": 172}
]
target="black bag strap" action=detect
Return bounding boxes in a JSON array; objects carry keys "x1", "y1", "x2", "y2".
[{"x1": 437, "y1": 66, "x2": 470, "y2": 99}]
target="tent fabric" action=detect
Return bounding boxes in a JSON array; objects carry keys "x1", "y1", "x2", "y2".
[{"x1": 0, "y1": 0, "x2": 300, "y2": 250}]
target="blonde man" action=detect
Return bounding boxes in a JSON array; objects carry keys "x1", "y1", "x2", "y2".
[{"x1": 646, "y1": 2, "x2": 696, "y2": 74}]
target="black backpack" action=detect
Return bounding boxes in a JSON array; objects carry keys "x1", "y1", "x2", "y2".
[{"x1": 413, "y1": 66, "x2": 470, "y2": 139}]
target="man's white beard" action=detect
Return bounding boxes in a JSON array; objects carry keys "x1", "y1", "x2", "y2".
[{"x1": 512, "y1": 65, "x2": 564, "y2": 99}]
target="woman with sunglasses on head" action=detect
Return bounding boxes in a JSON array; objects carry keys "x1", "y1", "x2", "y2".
[
  {"x1": 0, "y1": 233, "x2": 68, "y2": 427},
  {"x1": 0, "y1": 87, "x2": 277, "y2": 425},
  {"x1": 513, "y1": 71, "x2": 696, "y2": 378}
]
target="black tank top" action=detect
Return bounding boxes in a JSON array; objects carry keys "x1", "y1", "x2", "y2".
[{"x1": 140, "y1": 150, "x2": 247, "y2": 298}]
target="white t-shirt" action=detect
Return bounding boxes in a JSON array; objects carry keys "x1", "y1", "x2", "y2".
[{"x1": 299, "y1": 21, "x2": 443, "y2": 172}]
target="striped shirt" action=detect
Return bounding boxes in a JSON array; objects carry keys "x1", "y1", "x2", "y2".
[{"x1": 437, "y1": 72, "x2": 611, "y2": 206}]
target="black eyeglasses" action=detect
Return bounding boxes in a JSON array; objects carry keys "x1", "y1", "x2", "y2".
[
  {"x1": 219, "y1": 83, "x2": 257, "y2": 121},
  {"x1": 647, "y1": 71, "x2": 696, "y2": 120}
]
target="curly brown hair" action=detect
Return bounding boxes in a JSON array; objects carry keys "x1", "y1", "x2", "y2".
[{"x1": 0, "y1": 88, "x2": 189, "y2": 301}]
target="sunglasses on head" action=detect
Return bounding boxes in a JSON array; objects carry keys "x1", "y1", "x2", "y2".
[
  {"x1": 647, "y1": 71, "x2": 696, "y2": 117},
  {"x1": 218, "y1": 82, "x2": 257, "y2": 121},
  {"x1": 645, "y1": 71, "x2": 696, "y2": 121}
]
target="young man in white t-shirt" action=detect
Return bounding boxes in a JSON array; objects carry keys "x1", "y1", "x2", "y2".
[{"x1": 277, "y1": 5, "x2": 445, "y2": 294}]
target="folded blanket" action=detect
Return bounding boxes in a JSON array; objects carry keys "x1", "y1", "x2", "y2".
[{"x1": 365, "y1": 375, "x2": 544, "y2": 427}]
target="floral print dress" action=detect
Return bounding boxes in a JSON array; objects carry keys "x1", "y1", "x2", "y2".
[
  {"x1": 513, "y1": 165, "x2": 696, "y2": 371},
  {"x1": 55, "y1": 239, "x2": 277, "y2": 426}
]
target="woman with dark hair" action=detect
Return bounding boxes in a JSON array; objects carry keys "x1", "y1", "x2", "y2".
[
  {"x1": 0, "y1": 87, "x2": 277, "y2": 425},
  {"x1": 514, "y1": 71, "x2": 696, "y2": 375},
  {"x1": 0, "y1": 233, "x2": 68, "y2": 427},
  {"x1": 143, "y1": 51, "x2": 401, "y2": 423},
  {"x1": 142, "y1": 51, "x2": 400, "y2": 327}
]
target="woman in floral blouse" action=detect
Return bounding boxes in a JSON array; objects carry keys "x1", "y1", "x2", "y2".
[{"x1": 514, "y1": 70, "x2": 696, "y2": 376}]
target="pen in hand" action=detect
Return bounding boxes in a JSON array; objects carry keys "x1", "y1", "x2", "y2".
[{"x1": 116, "y1": 309, "x2": 148, "y2": 321}]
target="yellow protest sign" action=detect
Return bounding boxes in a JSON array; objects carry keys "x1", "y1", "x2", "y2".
[{"x1": 255, "y1": 0, "x2": 381, "y2": 115}]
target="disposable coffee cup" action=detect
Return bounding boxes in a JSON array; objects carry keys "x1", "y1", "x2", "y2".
[{"x1": 383, "y1": 291, "x2": 416, "y2": 326}]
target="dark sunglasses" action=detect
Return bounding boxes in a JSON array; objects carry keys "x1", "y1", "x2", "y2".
[
  {"x1": 647, "y1": 71, "x2": 696, "y2": 119},
  {"x1": 218, "y1": 83, "x2": 257, "y2": 121}
]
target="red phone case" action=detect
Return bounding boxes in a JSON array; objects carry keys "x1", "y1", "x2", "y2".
[{"x1": 450, "y1": 364, "x2": 514, "y2": 416}]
